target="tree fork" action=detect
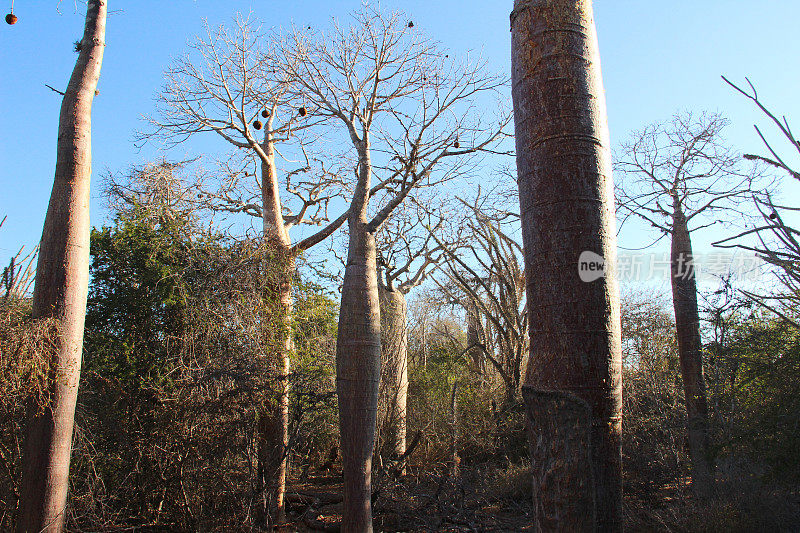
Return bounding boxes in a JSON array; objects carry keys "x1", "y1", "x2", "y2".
[
  {"x1": 511, "y1": 0, "x2": 623, "y2": 530},
  {"x1": 17, "y1": 2, "x2": 107, "y2": 532}
]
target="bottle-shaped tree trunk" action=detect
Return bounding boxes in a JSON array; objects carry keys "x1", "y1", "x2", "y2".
[
  {"x1": 670, "y1": 205, "x2": 714, "y2": 495},
  {"x1": 511, "y1": 0, "x2": 623, "y2": 530},
  {"x1": 17, "y1": 2, "x2": 107, "y2": 532},
  {"x1": 337, "y1": 219, "x2": 381, "y2": 532},
  {"x1": 378, "y1": 286, "x2": 409, "y2": 475},
  {"x1": 336, "y1": 141, "x2": 381, "y2": 532}
]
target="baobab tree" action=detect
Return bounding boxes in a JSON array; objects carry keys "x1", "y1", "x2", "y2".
[
  {"x1": 511, "y1": 0, "x2": 623, "y2": 530},
  {"x1": 142, "y1": 18, "x2": 349, "y2": 525},
  {"x1": 616, "y1": 111, "x2": 764, "y2": 496},
  {"x1": 374, "y1": 201, "x2": 452, "y2": 475},
  {"x1": 282, "y1": 8, "x2": 509, "y2": 530},
  {"x1": 17, "y1": 1, "x2": 106, "y2": 531}
]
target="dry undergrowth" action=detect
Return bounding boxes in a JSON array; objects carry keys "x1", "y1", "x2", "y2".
[{"x1": 0, "y1": 301, "x2": 59, "y2": 411}]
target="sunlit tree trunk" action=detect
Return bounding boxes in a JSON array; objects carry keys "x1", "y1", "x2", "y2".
[
  {"x1": 670, "y1": 205, "x2": 714, "y2": 495},
  {"x1": 378, "y1": 286, "x2": 408, "y2": 475},
  {"x1": 511, "y1": 0, "x2": 623, "y2": 530},
  {"x1": 256, "y1": 134, "x2": 292, "y2": 525},
  {"x1": 17, "y1": 2, "x2": 106, "y2": 532},
  {"x1": 337, "y1": 143, "x2": 381, "y2": 532},
  {"x1": 466, "y1": 302, "x2": 486, "y2": 377}
]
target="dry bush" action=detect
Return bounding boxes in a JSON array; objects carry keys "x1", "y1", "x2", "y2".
[
  {"x1": 0, "y1": 300, "x2": 58, "y2": 410},
  {"x1": 0, "y1": 300, "x2": 62, "y2": 529},
  {"x1": 68, "y1": 238, "x2": 337, "y2": 531}
]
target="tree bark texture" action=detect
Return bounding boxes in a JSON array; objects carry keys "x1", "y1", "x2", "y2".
[
  {"x1": 337, "y1": 221, "x2": 381, "y2": 533},
  {"x1": 17, "y1": 2, "x2": 106, "y2": 532},
  {"x1": 523, "y1": 388, "x2": 595, "y2": 532},
  {"x1": 256, "y1": 145, "x2": 292, "y2": 526},
  {"x1": 670, "y1": 208, "x2": 714, "y2": 495},
  {"x1": 337, "y1": 142, "x2": 380, "y2": 532},
  {"x1": 511, "y1": 0, "x2": 623, "y2": 531},
  {"x1": 378, "y1": 287, "x2": 409, "y2": 475}
]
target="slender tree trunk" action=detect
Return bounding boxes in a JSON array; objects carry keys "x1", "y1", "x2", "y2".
[
  {"x1": 448, "y1": 381, "x2": 459, "y2": 477},
  {"x1": 256, "y1": 140, "x2": 292, "y2": 526},
  {"x1": 466, "y1": 302, "x2": 486, "y2": 377},
  {"x1": 378, "y1": 286, "x2": 408, "y2": 475},
  {"x1": 511, "y1": 0, "x2": 623, "y2": 531},
  {"x1": 16, "y1": 2, "x2": 106, "y2": 532},
  {"x1": 337, "y1": 144, "x2": 380, "y2": 532},
  {"x1": 670, "y1": 207, "x2": 714, "y2": 496}
]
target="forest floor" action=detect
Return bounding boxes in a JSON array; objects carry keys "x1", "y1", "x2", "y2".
[
  {"x1": 279, "y1": 465, "x2": 800, "y2": 532},
  {"x1": 285, "y1": 465, "x2": 534, "y2": 532}
]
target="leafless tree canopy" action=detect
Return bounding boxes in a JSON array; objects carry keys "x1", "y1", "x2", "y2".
[
  {"x1": 432, "y1": 204, "x2": 527, "y2": 403},
  {"x1": 280, "y1": 7, "x2": 511, "y2": 234},
  {"x1": 715, "y1": 78, "x2": 800, "y2": 328},
  {"x1": 616, "y1": 111, "x2": 766, "y2": 239},
  {"x1": 141, "y1": 15, "x2": 349, "y2": 251}
]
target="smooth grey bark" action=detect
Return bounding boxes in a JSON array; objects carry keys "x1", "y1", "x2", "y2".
[
  {"x1": 378, "y1": 286, "x2": 409, "y2": 475},
  {"x1": 17, "y1": 2, "x2": 107, "y2": 532},
  {"x1": 511, "y1": 0, "x2": 623, "y2": 531},
  {"x1": 670, "y1": 206, "x2": 714, "y2": 495}
]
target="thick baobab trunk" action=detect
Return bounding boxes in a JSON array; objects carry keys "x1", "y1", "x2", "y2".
[
  {"x1": 337, "y1": 144, "x2": 380, "y2": 532},
  {"x1": 256, "y1": 140, "x2": 292, "y2": 526},
  {"x1": 17, "y1": 2, "x2": 106, "y2": 532},
  {"x1": 670, "y1": 208, "x2": 714, "y2": 496},
  {"x1": 511, "y1": 0, "x2": 623, "y2": 531},
  {"x1": 337, "y1": 223, "x2": 381, "y2": 532},
  {"x1": 378, "y1": 286, "x2": 408, "y2": 475}
]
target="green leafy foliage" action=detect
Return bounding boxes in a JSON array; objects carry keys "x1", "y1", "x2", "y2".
[
  {"x1": 707, "y1": 312, "x2": 800, "y2": 483},
  {"x1": 85, "y1": 211, "x2": 197, "y2": 387}
]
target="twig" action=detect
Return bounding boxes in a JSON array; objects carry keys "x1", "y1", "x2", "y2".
[{"x1": 45, "y1": 84, "x2": 66, "y2": 96}]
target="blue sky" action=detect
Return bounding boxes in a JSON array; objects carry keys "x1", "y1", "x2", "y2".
[{"x1": 2, "y1": 1, "x2": 800, "y2": 277}]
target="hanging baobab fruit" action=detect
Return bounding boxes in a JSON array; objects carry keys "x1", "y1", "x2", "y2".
[
  {"x1": 253, "y1": 119, "x2": 263, "y2": 130},
  {"x1": 261, "y1": 109, "x2": 269, "y2": 118},
  {"x1": 5, "y1": 0, "x2": 15, "y2": 24},
  {"x1": 298, "y1": 106, "x2": 307, "y2": 117},
  {"x1": 453, "y1": 137, "x2": 460, "y2": 149},
  {"x1": 408, "y1": 21, "x2": 414, "y2": 28}
]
